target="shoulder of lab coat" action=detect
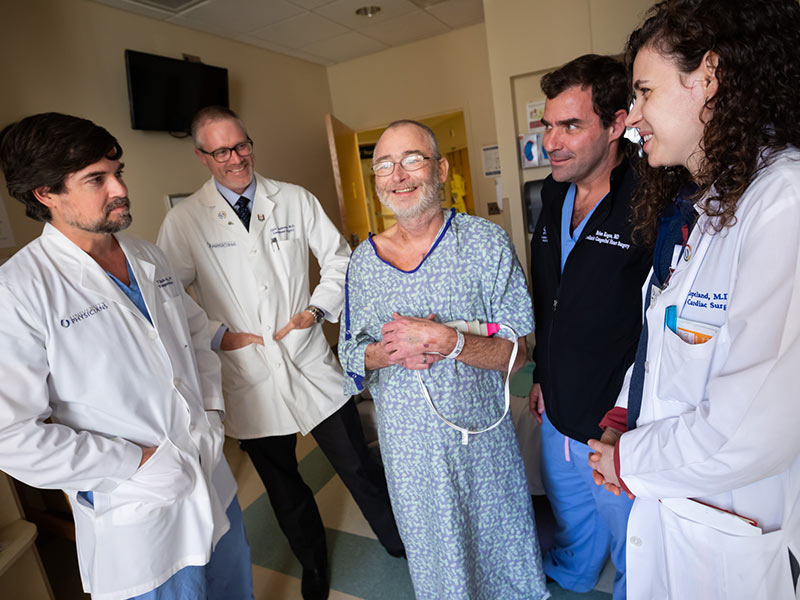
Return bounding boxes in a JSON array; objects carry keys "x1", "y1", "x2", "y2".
[
  {"x1": 255, "y1": 174, "x2": 351, "y2": 321},
  {"x1": 619, "y1": 150, "x2": 800, "y2": 499},
  {"x1": 0, "y1": 226, "x2": 142, "y2": 493},
  {"x1": 157, "y1": 177, "x2": 224, "y2": 336}
]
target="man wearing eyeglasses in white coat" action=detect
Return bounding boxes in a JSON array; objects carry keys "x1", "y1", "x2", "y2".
[{"x1": 157, "y1": 106, "x2": 403, "y2": 600}]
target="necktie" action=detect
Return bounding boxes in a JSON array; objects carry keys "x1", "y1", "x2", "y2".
[
  {"x1": 234, "y1": 196, "x2": 251, "y2": 231},
  {"x1": 627, "y1": 277, "x2": 653, "y2": 429}
]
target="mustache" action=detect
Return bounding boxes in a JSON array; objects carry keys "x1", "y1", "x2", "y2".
[{"x1": 104, "y1": 197, "x2": 130, "y2": 216}]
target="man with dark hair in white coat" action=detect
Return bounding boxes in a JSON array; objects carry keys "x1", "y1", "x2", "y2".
[
  {"x1": 157, "y1": 106, "x2": 402, "y2": 600},
  {"x1": 0, "y1": 112, "x2": 253, "y2": 600}
]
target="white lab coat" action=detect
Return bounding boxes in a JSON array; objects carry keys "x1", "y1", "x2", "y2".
[
  {"x1": 157, "y1": 174, "x2": 351, "y2": 438},
  {"x1": 616, "y1": 148, "x2": 800, "y2": 599},
  {"x1": 0, "y1": 225, "x2": 236, "y2": 600}
]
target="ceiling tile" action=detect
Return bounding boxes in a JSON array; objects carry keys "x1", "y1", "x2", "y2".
[
  {"x1": 177, "y1": 0, "x2": 305, "y2": 34},
  {"x1": 425, "y1": 0, "x2": 483, "y2": 29},
  {"x1": 360, "y1": 9, "x2": 448, "y2": 46},
  {"x1": 90, "y1": 0, "x2": 176, "y2": 20},
  {"x1": 167, "y1": 13, "x2": 240, "y2": 37},
  {"x1": 236, "y1": 34, "x2": 334, "y2": 64},
  {"x1": 303, "y1": 30, "x2": 387, "y2": 63},
  {"x1": 286, "y1": 0, "x2": 337, "y2": 9},
  {"x1": 313, "y1": 0, "x2": 418, "y2": 29},
  {"x1": 249, "y1": 12, "x2": 348, "y2": 49}
]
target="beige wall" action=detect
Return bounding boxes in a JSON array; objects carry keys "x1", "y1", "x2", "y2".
[
  {"x1": 326, "y1": 24, "x2": 501, "y2": 225},
  {"x1": 483, "y1": 0, "x2": 655, "y2": 266},
  {"x1": 0, "y1": 0, "x2": 338, "y2": 260}
]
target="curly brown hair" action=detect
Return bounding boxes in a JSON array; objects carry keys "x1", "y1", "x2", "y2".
[{"x1": 626, "y1": 0, "x2": 800, "y2": 245}]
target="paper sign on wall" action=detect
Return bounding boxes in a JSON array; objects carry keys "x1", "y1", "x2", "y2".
[{"x1": 482, "y1": 144, "x2": 501, "y2": 177}]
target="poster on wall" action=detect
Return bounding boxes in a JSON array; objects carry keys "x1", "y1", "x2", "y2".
[
  {"x1": 0, "y1": 195, "x2": 16, "y2": 249},
  {"x1": 519, "y1": 134, "x2": 540, "y2": 168},
  {"x1": 519, "y1": 131, "x2": 550, "y2": 168},
  {"x1": 526, "y1": 101, "x2": 546, "y2": 131}
]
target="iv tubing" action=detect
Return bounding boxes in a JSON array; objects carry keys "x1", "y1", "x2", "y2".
[{"x1": 415, "y1": 324, "x2": 519, "y2": 445}]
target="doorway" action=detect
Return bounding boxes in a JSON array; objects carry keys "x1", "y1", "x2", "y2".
[{"x1": 325, "y1": 111, "x2": 474, "y2": 246}]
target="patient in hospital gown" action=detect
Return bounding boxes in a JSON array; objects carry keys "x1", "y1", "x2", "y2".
[{"x1": 339, "y1": 209, "x2": 548, "y2": 600}]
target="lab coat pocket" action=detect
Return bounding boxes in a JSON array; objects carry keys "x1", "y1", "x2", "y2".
[
  {"x1": 272, "y1": 238, "x2": 306, "y2": 303},
  {"x1": 656, "y1": 325, "x2": 719, "y2": 408},
  {"x1": 220, "y1": 342, "x2": 268, "y2": 386},
  {"x1": 100, "y1": 439, "x2": 197, "y2": 526},
  {"x1": 659, "y1": 498, "x2": 795, "y2": 599}
]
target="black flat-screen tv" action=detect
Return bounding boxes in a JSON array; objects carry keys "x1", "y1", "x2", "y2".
[{"x1": 124, "y1": 49, "x2": 229, "y2": 133}]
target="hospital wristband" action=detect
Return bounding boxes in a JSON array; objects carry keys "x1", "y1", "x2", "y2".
[{"x1": 444, "y1": 328, "x2": 465, "y2": 359}]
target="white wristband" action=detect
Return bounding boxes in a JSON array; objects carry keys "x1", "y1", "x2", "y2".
[{"x1": 444, "y1": 328, "x2": 465, "y2": 359}]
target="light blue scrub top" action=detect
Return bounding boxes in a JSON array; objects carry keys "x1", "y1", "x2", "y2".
[{"x1": 560, "y1": 183, "x2": 603, "y2": 273}]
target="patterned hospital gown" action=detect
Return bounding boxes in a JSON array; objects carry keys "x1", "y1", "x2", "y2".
[{"x1": 339, "y1": 210, "x2": 548, "y2": 599}]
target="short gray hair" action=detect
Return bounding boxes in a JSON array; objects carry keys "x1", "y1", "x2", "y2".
[
  {"x1": 383, "y1": 119, "x2": 441, "y2": 158},
  {"x1": 190, "y1": 106, "x2": 248, "y2": 148}
]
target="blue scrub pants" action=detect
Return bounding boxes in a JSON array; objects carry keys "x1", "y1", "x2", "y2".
[
  {"x1": 540, "y1": 413, "x2": 632, "y2": 599},
  {"x1": 130, "y1": 497, "x2": 254, "y2": 600}
]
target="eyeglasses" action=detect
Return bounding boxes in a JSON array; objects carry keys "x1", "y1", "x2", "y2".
[
  {"x1": 372, "y1": 154, "x2": 439, "y2": 176},
  {"x1": 198, "y1": 139, "x2": 254, "y2": 163}
]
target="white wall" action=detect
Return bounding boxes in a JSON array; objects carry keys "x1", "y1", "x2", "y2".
[{"x1": 0, "y1": 0, "x2": 339, "y2": 259}]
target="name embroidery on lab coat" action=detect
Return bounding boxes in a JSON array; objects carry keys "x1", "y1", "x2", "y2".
[
  {"x1": 60, "y1": 302, "x2": 109, "y2": 328},
  {"x1": 270, "y1": 225, "x2": 295, "y2": 236},
  {"x1": 206, "y1": 241, "x2": 237, "y2": 249},
  {"x1": 686, "y1": 290, "x2": 728, "y2": 311},
  {"x1": 156, "y1": 276, "x2": 174, "y2": 289}
]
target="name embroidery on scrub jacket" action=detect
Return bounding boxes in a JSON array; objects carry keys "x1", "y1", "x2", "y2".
[{"x1": 584, "y1": 229, "x2": 630, "y2": 250}]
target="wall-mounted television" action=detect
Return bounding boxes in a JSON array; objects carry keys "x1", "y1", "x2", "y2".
[{"x1": 124, "y1": 49, "x2": 229, "y2": 133}]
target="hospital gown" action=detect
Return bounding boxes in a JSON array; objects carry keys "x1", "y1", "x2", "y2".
[{"x1": 339, "y1": 210, "x2": 548, "y2": 600}]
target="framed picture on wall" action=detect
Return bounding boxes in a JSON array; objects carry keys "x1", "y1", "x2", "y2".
[{"x1": 164, "y1": 193, "x2": 191, "y2": 211}]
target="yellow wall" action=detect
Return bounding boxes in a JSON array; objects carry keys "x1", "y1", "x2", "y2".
[
  {"x1": 0, "y1": 0, "x2": 339, "y2": 260},
  {"x1": 326, "y1": 24, "x2": 501, "y2": 225},
  {"x1": 483, "y1": 0, "x2": 655, "y2": 266}
]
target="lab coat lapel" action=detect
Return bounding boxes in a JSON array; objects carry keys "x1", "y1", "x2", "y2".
[
  {"x1": 250, "y1": 175, "x2": 276, "y2": 243},
  {"x1": 662, "y1": 211, "x2": 715, "y2": 305},
  {"x1": 118, "y1": 236, "x2": 159, "y2": 329},
  {"x1": 200, "y1": 178, "x2": 251, "y2": 242},
  {"x1": 42, "y1": 227, "x2": 149, "y2": 325}
]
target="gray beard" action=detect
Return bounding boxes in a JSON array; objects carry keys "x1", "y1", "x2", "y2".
[{"x1": 378, "y1": 177, "x2": 442, "y2": 221}]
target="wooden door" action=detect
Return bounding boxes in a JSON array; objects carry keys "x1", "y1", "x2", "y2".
[{"x1": 324, "y1": 114, "x2": 371, "y2": 247}]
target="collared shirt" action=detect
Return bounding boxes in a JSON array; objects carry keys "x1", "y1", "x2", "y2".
[{"x1": 214, "y1": 177, "x2": 256, "y2": 213}]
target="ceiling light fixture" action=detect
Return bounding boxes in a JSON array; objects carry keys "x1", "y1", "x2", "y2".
[{"x1": 355, "y1": 5, "x2": 382, "y2": 17}]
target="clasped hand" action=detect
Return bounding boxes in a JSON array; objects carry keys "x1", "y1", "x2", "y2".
[
  {"x1": 380, "y1": 313, "x2": 449, "y2": 370},
  {"x1": 587, "y1": 429, "x2": 634, "y2": 499}
]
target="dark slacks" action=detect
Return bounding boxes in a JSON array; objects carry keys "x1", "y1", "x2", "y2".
[{"x1": 239, "y1": 397, "x2": 402, "y2": 570}]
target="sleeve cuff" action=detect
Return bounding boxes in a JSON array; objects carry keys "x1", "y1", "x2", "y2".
[
  {"x1": 600, "y1": 407, "x2": 628, "y2": 433},
  {"x1": 613, "y1": 439, "x2": 633, "y2": 497},
  {"x1": 211, "y1": 324, "x2": 227, "y2": 351}
]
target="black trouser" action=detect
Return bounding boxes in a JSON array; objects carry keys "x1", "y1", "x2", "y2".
[{"x1": 239, "y1": 397, "x2": 402, "y2": 570}]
